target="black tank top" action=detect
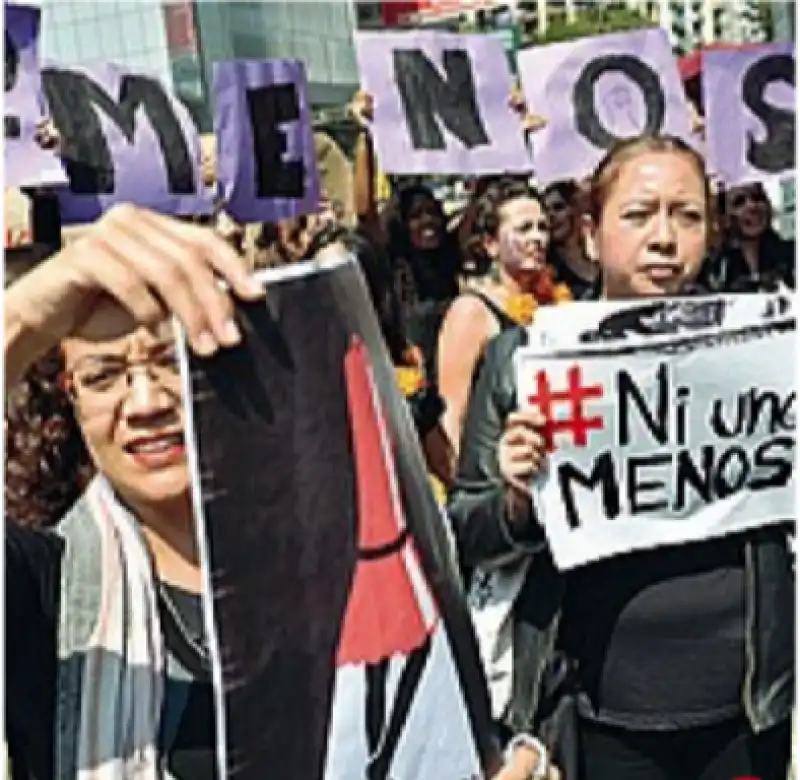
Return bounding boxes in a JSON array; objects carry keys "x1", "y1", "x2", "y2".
[
  {"x1": 459, "y1": 290, "x2": 521, "y2": 392},
  {"x1": 462, "y1": 289, "x2": 519, "y2": 332}
]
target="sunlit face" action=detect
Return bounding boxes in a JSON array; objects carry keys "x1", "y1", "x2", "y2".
[
  {"x1": 489, "y1": 196, "x2": 550, "y2": 273},
  {"x1": 544, "y1": 189, "x2": 575, "y2": 245},
  {"x1": 406, "y1": 195, "x2": 444, "y2": 251},
  {"x1": 589, "y1": 151, "x2": 708, "y2": 299},
  {"x1": 62, "y1": 299, "x2": 188, "y2": 513},
  {"x1": 726, "y1": 184, "x2": 770, "y2": 240}
]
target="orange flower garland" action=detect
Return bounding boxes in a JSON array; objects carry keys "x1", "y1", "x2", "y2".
[
  {"x1": 395, "y1": 343, "x2": 427, "y2": 398},
  {"x1": 395, "y1": 366, "x2": 426, "y2": 397},
  {"x1": 505, "y1": 268, "x2": 573, "y2": 327}
]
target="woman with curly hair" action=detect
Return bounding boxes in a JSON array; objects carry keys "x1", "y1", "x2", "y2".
[
  {"x1": 5, "y1": 204, "x2": 262, "y2": 780},
  {"x1": 705, "y1": 181, "x2": 795, "y2": 291},
  {"x1": 6, "y1": 348, "x2": 93, "y2": 529},
  {"x1": 5, "y1": 202, "x2": 550, "y2": 780}
]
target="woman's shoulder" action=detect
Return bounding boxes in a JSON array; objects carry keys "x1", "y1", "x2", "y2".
[
  {"x1": 7, "y1": 520, "x2": 64, "y2": 560},
  {"x1": 6, "y1": 521, "x2": 63, "y2": 620},
  {"x1": 442, "y1": 288, "x2": 498, "y2": 330}
]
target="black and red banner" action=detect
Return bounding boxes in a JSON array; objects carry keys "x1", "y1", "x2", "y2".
[{"x1": 182, "y1": 251, "x2": 495, "y2": 779}]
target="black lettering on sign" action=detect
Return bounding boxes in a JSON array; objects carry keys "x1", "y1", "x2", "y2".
[
  {"x1": 617, "y1": 364, "x2": 669, "y2": 447},
  {"x1": 745, "y1": 388, "x2": 795, "y2": 435},
  {"x1": 712, "y1": 445, "x2": 750, "y2": 498},
  {"x1": 674, "y1": 444, "x2": 714, "y2": 511},
  {"x1": 246, "y1": 83, "x2": 305, "y2": 199},
  {"x1": 41, "y1": 68, "x2": 194, "y2": 195},
  {"x1": 393, "y1": 48, "x2": 490, "y2": 151},
  {"x1": 750, "y1": 435, "x2": 794, "y2": 490},
  {"x1": 4, "y1": 31, "x2": 21, "y2": 140},
  {"x1": 573, "y1": 54, "x2": 665, "y2": 150},
  {"x1": 558, "y1": 451, "x2": 620, "y2": 529},
  {"x1": 743, "y1": 53, "x2": 795, "y2": 174},
  {"x1": 710, "y1": 395, "x2": 746, "y2": 438},
  {"x1": 626, "y1": 453, "x2": 670, "y2": 514}
]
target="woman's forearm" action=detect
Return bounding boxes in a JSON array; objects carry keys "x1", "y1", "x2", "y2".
[{"x1": 5, "y1": 286, "x2": 48, "y2": 388}]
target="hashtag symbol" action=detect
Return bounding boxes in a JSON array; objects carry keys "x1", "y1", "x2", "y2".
[{"x1": 527, "y1": 364, "x2": 605, "y2": 452}]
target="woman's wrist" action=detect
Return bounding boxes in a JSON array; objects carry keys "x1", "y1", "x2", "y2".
[
  {"x1": 505, "y1": 484, "x2": 534, "y2": 529},
  {"x1": 4, "y1": 253, "x2": 82, "y2": 387},
  {"x1": 504, "y1": 733, "x2": 550, "y2": 779},
  {"x1": 5, "y1": 286, "x2": 51, "y2": 388}
]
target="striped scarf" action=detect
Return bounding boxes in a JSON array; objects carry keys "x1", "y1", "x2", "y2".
[{"x1": 69, "y1": 476, "x2": 166, "y2": 779}]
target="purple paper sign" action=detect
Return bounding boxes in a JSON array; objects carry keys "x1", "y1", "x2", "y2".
[
  {"x1": 517, "y1": 28, "x2": 693, "y2": 184},
  {"x1": 704, "y1": 43, "x2": 795, "y2": 186},
  {"x1": 355, "y1": 31, "x2": 531, "y2": 176},
  {"x1": 214, "y1": 59, "x2": 321, "y2": 223},
  {"x1": 4, "y1": 5, "x2": 67, "y2": 188},
  {"x1": 41, "y1": 63, "x2": 210, "y2": 224}
]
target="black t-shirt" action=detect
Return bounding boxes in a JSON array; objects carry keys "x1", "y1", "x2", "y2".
[
  {"x1": 6, "y1": 522, "x2": 216, "y2": 779},
  {"x1": 558, "y1": 536, "x2": 746, "y2": 730}
]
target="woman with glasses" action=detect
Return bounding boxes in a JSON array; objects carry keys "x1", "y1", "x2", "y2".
[
  {"x1": 5, "y1": 202, "x2": 553, "y2": 780},
  {"x1": 5, "y1": 204, "x2": 262, "y2": 780}
]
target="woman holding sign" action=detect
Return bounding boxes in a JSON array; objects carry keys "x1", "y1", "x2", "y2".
[
  {"x1": 4, "y1": 204, "x2": 264, "y2": 780},
  {"x1": 448, "y1": 135, "x2": 793, "y2": 780},
  {"x1": 4, "y1": 203, "x2": 554, "y2": 780}
]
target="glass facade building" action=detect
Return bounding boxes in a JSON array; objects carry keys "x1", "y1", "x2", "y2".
[
  {"x1": 38, "y1": 0, "x2": 174, "y2": 80},
  {"x1": 190, "y1": 1, "x2": 359, "y2": 130},
  {"x1": 31, "y1": 0, "x2": 360, "y2": 132}
]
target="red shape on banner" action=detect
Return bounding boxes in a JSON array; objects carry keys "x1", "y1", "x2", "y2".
[
  {"x1": 527, "y1": 365, "x2": 605, "y2": 452},
  {"x1": 336, "y1": 336, "x2": 437, "y2": 666}
]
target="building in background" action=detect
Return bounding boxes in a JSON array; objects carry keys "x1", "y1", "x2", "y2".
[
  {"x1": 192, "y1": 1, "x2": 359, "y2": 129},
  {"x1": 37, "y1": 0, "x2": 174, "y2": 81},
  {"x1": 33, "y1": 0, "x2": 360, "y2": 133},
  {"x1": 644, "y1": 0, "x2": 768, "y2": 53},
  {"x1": 769, "y1": 0, "x2": 796, "y2": 41}
]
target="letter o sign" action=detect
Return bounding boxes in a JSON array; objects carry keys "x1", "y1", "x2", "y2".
[{"x1": 573, "y1": 54, "x2": 666, "y2": 149}]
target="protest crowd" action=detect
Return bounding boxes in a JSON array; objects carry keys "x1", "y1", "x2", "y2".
[{"x1": 4, "y1": 4, "x2": 796, "y2": 780}]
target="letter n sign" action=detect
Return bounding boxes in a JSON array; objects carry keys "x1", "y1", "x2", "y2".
[{"x1": 393, "y1": 49, "x2": 490, "y2": 151}]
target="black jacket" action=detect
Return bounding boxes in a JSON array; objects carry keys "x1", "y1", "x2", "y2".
[
  {"x1": 702, "y1": 234, "x2": 796, "y2": 292},
  {"x1": 448, "y1": 323, "x2": 794, "y2": 759}
]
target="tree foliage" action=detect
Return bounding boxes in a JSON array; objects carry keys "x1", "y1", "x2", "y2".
[{"x1": 524, "y1": 6, "x2": 656, "y2": 47}]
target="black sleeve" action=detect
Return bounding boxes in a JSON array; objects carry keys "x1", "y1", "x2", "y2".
[
  {"x1": 6, "y1": 522, "x2": 62, "y2": 778},
  {"x1": 447, "y1": 331, "x2": 546, "y2": 570},
  {"x1": 778, "y1": 239, "x2": 795, "y2": 289}
]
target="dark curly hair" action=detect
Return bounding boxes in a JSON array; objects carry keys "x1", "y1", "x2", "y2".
[
  {"x1": 5, "y1": 349, "x2": 94, "y2": 528},
  {"x1": 465, "y1": 176, "x2": 544, "y2": 273},
  {"x1": 543, "y1": 179, "x2": 580, "y2": 206}
]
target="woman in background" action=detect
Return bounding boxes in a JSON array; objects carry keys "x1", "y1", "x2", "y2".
[
  {"x1": 437, "y1": 178, "x2": 569, "y2": 462},
  {"x1": 542, "y1": 180, "x2": 597, "y2": 299},
  {"x1": 707, "y1": 181, "x2": 795, "y2": 290}
]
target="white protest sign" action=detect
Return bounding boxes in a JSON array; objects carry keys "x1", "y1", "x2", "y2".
[
  {"x1": 527, "y1": 292, "x2": 794, "y2": 351},
  {"x1": 515, "y1": 317, "x2": 796, "y2": 571},
  {"x1": 516, "y1": 27, "x2": 693, "y2": 184}
]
